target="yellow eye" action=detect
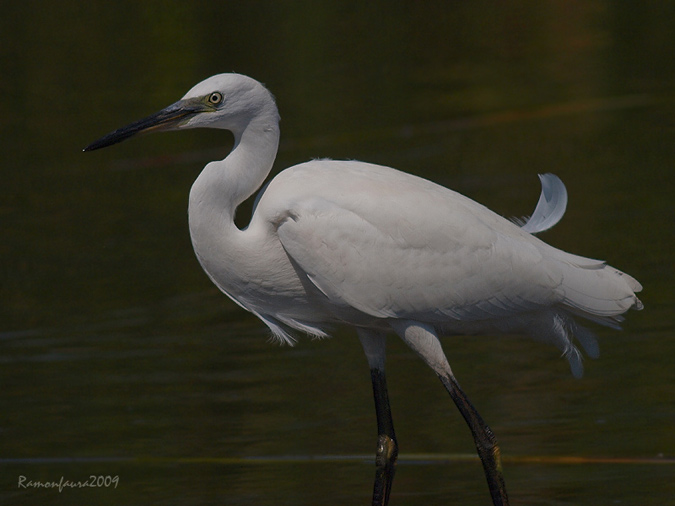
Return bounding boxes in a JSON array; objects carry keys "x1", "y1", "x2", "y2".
[{"x1": 208, "y1": 92, "x2": 223, "y2": 105}]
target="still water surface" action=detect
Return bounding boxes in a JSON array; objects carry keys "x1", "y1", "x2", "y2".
[{"x1": 1, "y1": 2, "x2": 673, "y2": 505}]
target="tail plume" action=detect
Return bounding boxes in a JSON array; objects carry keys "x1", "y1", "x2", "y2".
[{"x1": 545, "y1": 253, "x2": 642, "y2": 377}]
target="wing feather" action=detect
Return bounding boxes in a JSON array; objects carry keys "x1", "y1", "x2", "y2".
[{"x1": 271, "y1": 163, "x2": 561, "y2": 323}]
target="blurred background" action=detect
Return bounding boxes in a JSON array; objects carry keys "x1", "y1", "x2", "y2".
[{"x1": 1, "y1": 1, "x2": 673, "y2": 505}]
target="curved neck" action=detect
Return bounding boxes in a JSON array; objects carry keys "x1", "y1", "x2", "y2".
[{"x1": 188, "y1": 110, "x2": 280, "y2": 238}]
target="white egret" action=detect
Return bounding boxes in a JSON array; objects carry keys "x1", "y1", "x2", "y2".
[{"x1": 85, "y1": 73, "x2": 643, "y2": 506}]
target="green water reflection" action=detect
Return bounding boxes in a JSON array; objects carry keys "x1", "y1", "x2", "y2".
[{"x1": 1, "y1": 2, "x2": 673, "y2": 505}]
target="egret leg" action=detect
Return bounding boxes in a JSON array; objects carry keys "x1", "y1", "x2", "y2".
[
  {"x1": 358, "y1": 329, "x2": 398, "y2": 506},
  {"x1": 391, "y1": 320, "x2": 509, "y2": 506},
  {"x1": 439, "y1": 373, "x2": 509, "y2": 506}
]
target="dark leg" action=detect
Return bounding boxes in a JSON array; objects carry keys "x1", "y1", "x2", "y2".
[
  {"x1": 358, "y1": 329, "x2": 398, "y2": 506},
  {"x1": 370, "y1": 367, "x2": 398, "y2": 506},
  {"x1": 439, "y1": 374, "x2": 509, "y2": 506},
  {"x1": 391, "y1": 320, "x2": 510, "y2": 506}
]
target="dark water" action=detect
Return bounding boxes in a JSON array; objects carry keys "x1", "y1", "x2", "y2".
[{"x1": 1, "y1": 2, "x2": 674, "y2": 505}]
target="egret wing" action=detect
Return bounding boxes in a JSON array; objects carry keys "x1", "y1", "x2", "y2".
[{"x1": 273, "y1": 165, "x2": 560, "y2": 323}]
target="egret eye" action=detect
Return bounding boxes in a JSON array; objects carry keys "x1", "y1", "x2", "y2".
[{"x1": 208, "y1": 92, "x2": 223, "y2": 105}]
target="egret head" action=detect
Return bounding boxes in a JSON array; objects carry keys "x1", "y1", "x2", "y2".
[{"x1": 84, "y1": 73, "x2": 277, "y2": 152}]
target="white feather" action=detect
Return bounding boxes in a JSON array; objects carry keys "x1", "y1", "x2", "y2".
[{"x1": 521, "y1": 173, "x2": 568, "y2": 234}]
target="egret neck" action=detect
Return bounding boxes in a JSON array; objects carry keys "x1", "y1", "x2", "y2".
[{"x1": 188, "y1": 104, "x2": 281, "y2": 252}]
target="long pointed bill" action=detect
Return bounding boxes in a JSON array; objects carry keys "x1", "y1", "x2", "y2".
[{"x1": 83, "y1": 98, "x2": 207, "y2": 152}]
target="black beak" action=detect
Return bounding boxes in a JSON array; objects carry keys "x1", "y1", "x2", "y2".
[{"x1": 83, "y1": 98, "x2": 206, "y2": 152}]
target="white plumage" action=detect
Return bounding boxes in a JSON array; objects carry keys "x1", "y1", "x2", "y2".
[
  {"x1": 245, "y1": 159, "x2": 640, "y2": 378},
  {"x1": 85, "y1": 73, "x2": 643, "y2": 505}
]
